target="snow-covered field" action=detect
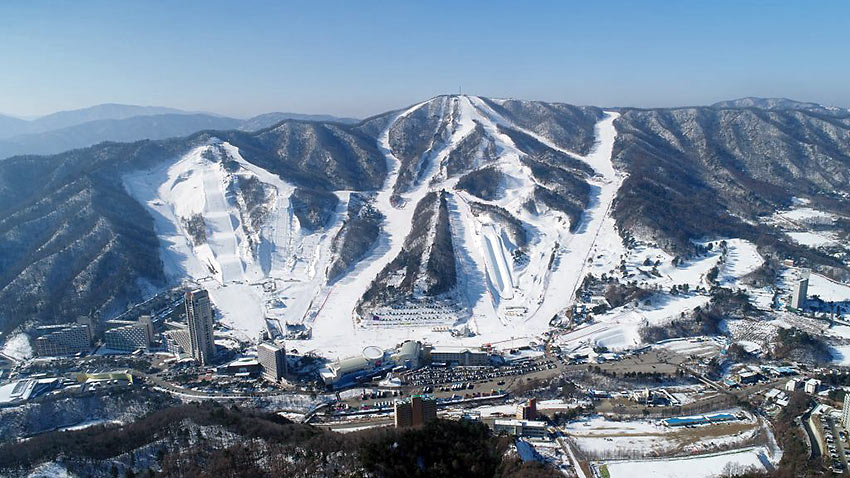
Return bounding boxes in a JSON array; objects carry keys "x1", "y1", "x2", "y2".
[
  {"x1": 787, "y1": 231, "x2": 837, "y2": 247},
  {"x1": 565, "y1": 413, "x2": 779, "y2": 477},
  {"x1": 769, "y1": 202, "x2": 847, "y2": 251},
  {"x1": 831, "y1": 344, "x2": 850, "y2": 366},
  {"x1": 656, "y1": 337, "x2": 725, "y2": 358},
  {"x1": 25, "y1": 462, "x2": 75, "y2": 478},
  {"x1": 807, "y1": 272, "x2": 850, "y2": 302},
  {"x1": 553, "y1": 237, "x2": 766, "y2": 354},
  {"x1": 455, "y1": 399, "x2": 579, "y2": 419},
  {"x1": 56, "y1": 419, "x2": 123, "y2": 432},
  {"x1": 564, "y1": 412, "x2": 766, "y2": 461},
  {"x1": 605, "y1": 447, "x2": 770, "y2": 478}
]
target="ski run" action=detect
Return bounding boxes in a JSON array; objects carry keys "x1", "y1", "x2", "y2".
[{"x1": 123, "y1": 96, "x2": 768, "y2": 359}]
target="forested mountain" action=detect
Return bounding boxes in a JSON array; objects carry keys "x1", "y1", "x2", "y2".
[
  {"x1": 0, "y1": 95, "x2": 848, "y2": 335},
  {"x1": 611, "y1": 102, "x2": 850, "y2": 262}
]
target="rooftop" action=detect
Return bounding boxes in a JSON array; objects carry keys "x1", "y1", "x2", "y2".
[{"x1": 493, "y1": 419, "x2": 547, "y2": 427}]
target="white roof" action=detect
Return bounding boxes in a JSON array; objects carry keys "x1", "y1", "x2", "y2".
[
  {"x1": 494, "y1": 419, "x2": 547, "y2": 427},
  {"x1": 0, "y1": 380, "x2": 36, "y2": 404},
  {"x1": 229, "y1": 357, "x2": 259, "y2": 366},
  {"x1": 429, "y1": 346, "x2": 484, "y2": 353},
  {"x1": 331, "y1": 356, "x2": 371, "y2": 376}
]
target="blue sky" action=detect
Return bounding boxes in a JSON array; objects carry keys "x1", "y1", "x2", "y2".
[{"x1": 1, "y1": 1, "x2": 848, "y2": 118}]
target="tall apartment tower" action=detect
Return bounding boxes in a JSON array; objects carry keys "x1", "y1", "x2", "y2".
[
  {"x1": 185, "y1": 289, "x2": 215, "y2": 365},
  {"x1": 258, "y1": 341, "x2": 287, "y2": 382},
  {"x1": 516, "y1": 398, "x2": 538, "y2": 420},
  {"x1": 394, "y1": 395, "x2": 437, "y2": 428},
  {"x1": 842, "y1": 393, "x2": 850, "y2": 429},
  {"x1": 791, "y1": 270, "x2": 810, "y2": 309}
]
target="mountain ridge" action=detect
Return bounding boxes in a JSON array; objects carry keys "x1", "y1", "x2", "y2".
[
  {"x1": 0, "y1": 107, "x2": 361, "y2": 160},
  {"x1": 0, "y1": 94, "x2": 847, "y2": 338}
]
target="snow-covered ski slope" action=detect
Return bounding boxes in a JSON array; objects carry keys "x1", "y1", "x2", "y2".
[
  {"x1": 124, "y1": 140, "x2": 348, "y2": 341},
  {"x1": 481, "y1": 224, "x2": 515, "y2": 300},
  {"x1": 298, "y1": 97, "x2": 627, "y2": 357},
  {"x1": 123, "y1": 96, "x2": 766, "y2": 360},
  {"x1": 120, "y1": 96, "x2": 631, "y2": 356}
]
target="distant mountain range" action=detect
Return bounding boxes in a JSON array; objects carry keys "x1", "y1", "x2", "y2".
[
  {"x1": 0, "y1": 104, "x2": 358, "y2": 158},
  {"x1": 0, "y1": 104, "x2": 190, "y2": 138},
  {"x1": 709, "y1": 96, "x2": 847, "y2": 114}
]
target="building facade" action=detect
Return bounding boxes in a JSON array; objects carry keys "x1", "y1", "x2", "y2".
[
  {"x1": 804, "y1": 378, "x2": 821, "y2": 394},
  {"x1": 427, "y1": 346, "x2": 489, "y2": 366},
  {"x1": 394, "y1": 395, "x2": 437, "y2": 428},
  {"x1": 104, "y1": 323, "x2": 151, "y2": 352},
  {"x1": 34, "y1": 324, "x2": 91, "y2": 356},
  {"x1": 258, "y1": 342, "x2": 286, "y2": 382},
  {"x1": 843, "y1": 393, "x2": 850, "y2": 429},
  {"x1": 516, "y1": 398, "x2": 538, "y2": 420},
  {"x1": 185, "y1": 289, "x2": 216, "y2": 365},
  {"x1": 393, "y1": 340, "x2": 422, "y2": 368},
  {"x1": 164, "y1": 328, "x2": 191, "y2": 356},
  {"x1": 493, "y1": 419, "x2": 548, "y2": 438},
  {"x1": 791, "y1": 272, "x2": 809, "y2": 309}
]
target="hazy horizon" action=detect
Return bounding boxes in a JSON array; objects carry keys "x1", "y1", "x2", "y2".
[{"x1": 2, "y1": 1, "x2": 849, "y2": 118}]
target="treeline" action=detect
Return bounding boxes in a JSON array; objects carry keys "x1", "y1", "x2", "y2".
[
  {"x1": 611, "y1": 107, "x2": 850, "y2": 275},
  {"x1": 326, "y1": 192, "x2": 383, "y2": 284},
  {"x1": 2, "y1": 402, "x2": 564, "y2": 478},
  {"x1": 771, "y1": 327, "x2": 832, "y2": 364},
  {"x1": 0, "y1": 402, "x2": 321, "y2": 470},
  {"x1": 770, "y1": 391, "x2": 822, "y2": 477},
  {"x1": 639, "y1": 287, "x2": 753, "y2": 343},
  {"x1": 289, "y1": 187, "x2": 339, "y2": 231},
  {"x1": 161, "y1": 418, "x2": 561, "y2": 478},
  {"x1": 425, "y1": 192, "x2": 457, "y2": 295},
  {"x1": 456, "y1": 166, "x2": 504, "y2": 201},
  {"x1": 468, "y1": 201, "x2": 529, "y2": 249},
  {"x1": 639, "y1": 302, "x2": 723, "y2": 343},
  {"x1": 522, "y1": 155, "x2": 590, "y2": 232},
  {"x1": 0, "y1": 138, "x2": 191, "y2": 335},
  {"x1": 604, "y1": 282, "x2": 652, "y2": 309},
  {"x1": 358, "y1": 191, "x2": 457, "y2": 309}
]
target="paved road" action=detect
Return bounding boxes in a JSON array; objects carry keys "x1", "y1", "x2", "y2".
[
  {"x1": 802, "y1": 409, "x2": 823, "y2": 459},
  {"x1": 130, "y1": 369, "x2": 303, "y2": 401},
  {"x1": 325, "y1": 417, "x2": 394, "y2": 432},
  {"x1": 556, "y1": 434, "x2": 588, "y2": 478}
]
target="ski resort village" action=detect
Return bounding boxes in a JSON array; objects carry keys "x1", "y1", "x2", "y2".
[{"x1": 2, "y1": 95, "x2": 850, "y2": 478}]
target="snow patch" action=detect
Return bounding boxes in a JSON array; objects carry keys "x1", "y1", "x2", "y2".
[
  {"x1": 605, "y1": 447, "x2": 770, "y2": 478},
  {"x1": 1, "y1": 332, "x2": 32, "y2": 361}
]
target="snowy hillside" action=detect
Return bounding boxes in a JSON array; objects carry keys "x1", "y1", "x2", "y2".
[
  {"x1": 118, "y1": 96, "x2": 617, "y2": 353},
  {"x1": 118, "y1": 95, "x2": 794, "y2": 359},
  {"x1": 5, "y1": 94, "x2": 848, "y2": 359},
  {"x1": 124, "y1": 141, "x2": 348, "y2": 340}
]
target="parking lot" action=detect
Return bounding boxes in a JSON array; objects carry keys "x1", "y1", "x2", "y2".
[
  {"x1": 819, "y1": 412, "x2": 849, "y2": 474},
  {"x1": 403, "y1": 356, "x2": 559, "y2": 390},
  {"x1": 334, "y1": 356, "x2": 561, "y2": 411}
]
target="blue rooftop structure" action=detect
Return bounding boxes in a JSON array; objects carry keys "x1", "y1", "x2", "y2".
[{"x1": 663, "y1": 413, "x2": 737, "y2": 427}]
